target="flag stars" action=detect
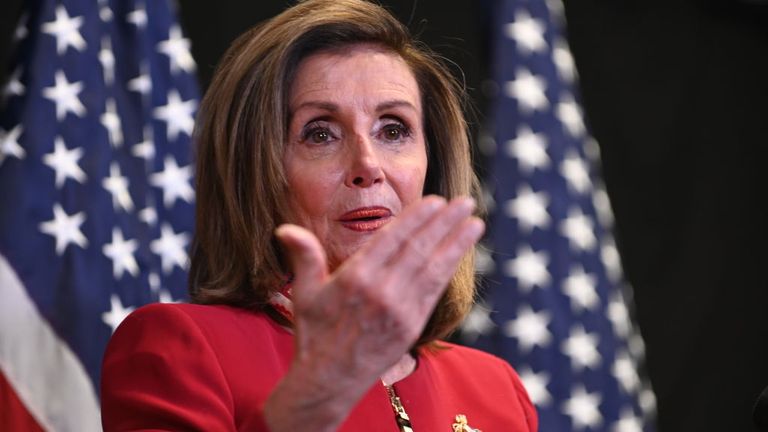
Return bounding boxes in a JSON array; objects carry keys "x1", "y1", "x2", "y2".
[
  {"x1": 0, "y1": 124, "x2": 25, "y2": 165},
  {"x1": 99, "y1": 5, "x2": 113, "y2": 22},
  {"x1": 474, "y1": 244, "x2": 495, "y2": 275},
  {"x1": 562, "y1": 386, "x2": 603, "y2": 430},
  {"x1": 102, "y1": 163, "x2": 134, "y2": 212},
  {"x1": 608, "y1": 291, "x2": 631, "y2": 338},
  {"x1": 505, "y1": 186, "x2": 551, "y2": 233},
  {"x1": 504, "y1": 306, "x2": 552, "y2": 353},
  {"x1": 102, "y1": 228, "x2": 139, "y2": 279},
  {"x1": 101, "y1": 98, "x2": 123, "y2": 147},
  {"x1": 149, "y1": 272, "x2": 161, "y2": 292},
  {"x1": 482, "y1": 185, "x2": 496, "y2": 213},
  {"x1": 101, "y1": 294, "x2": 134, "y2": 333},
  {"x1": 629, "y1": 333, "x2": 647, "y2": 360},
  {"x1": 43, "y1": 137, "x2": 87, "y2": 188},
  {"x1": 150, "y1": 156, "x2": 194, "y2": 208},
  {"x1": 151, "y1": 223, "x2": 190, "y2": 274},
  {"x1": 560, "y1": 151, "x2": 592, "y2": 194},
  {"x1": 128, "y1": 73, "x2": 152, "y2": 97},
  {"x1": 557, "y1": 94, "x2": 587, "y2": 138},
  {"x1": 460, "y1": 303, "x2": 495, "y2": 342},
  {"x1": 132, "y1": 126, "x2": 155, "y2": 160},
  {"x1": 562, "y1": 266, "x2": 599, "y2": 312},
  {"x1": 505, "y1": 68, "x2": 549, "y2": 114},
  {"x1": 504, "y1": 246, "x2": 551, "y2": 291},
  {"x1": 518, "y1": 368, "x2": 552, "y2": 407},
  {"x1": 39, "y1": 204, "x2": 88, "y2": 255},
  {"x1": 601, "y1": 240, "x2": 623, "y2": 283},
  {"x1": 506, "y1": 126, "x2": 550, "y2": 173},
  {"x1": 99, "y1": 37, "x2": 116, "y2": 85},
  {"x1": 545, "y1": 0, "x2": 566, "y2": 19},
  {"x1": 583, "y1": 136, "x2": 602, "y2": 164},
  {"x1": 553, "y1": 38, "x2": 576, "y2": 83},
  {"x1": 159, "y1": 289, "x2": 180, "y2": 304},
  {"x1": 43, "y1": 71, "x2": 86, "y2": 121},
  {"x1": 154, "y1": 90, "x2": 197, "y2": 141},
  {"x1": 613, "y1": 408, "x2": 643, "y2": 432},
  {"x1": 128, "y1": 63, "x2": 152, "y2": 97},
  {"x1": 14, "y1": 12, "x2": 28, "y2": 41},
  {"x1": 639, "y1": 388, "x2": 658, "y2": 416},
  {"x1": 139, "y1": 206, "x2": 158, "y2": 226},
  {"x1": 559, "y1": 207, "x2": 597, "y2": 252},
  {"x1": 505, "y1": 11, "x2": 548, "y2": 55},
  {"x1": 592, "y1": 187, "x2": 615, "y2": 227},
  {"x1": 157, "y1": 25, "x2": 196, "y2": 74},
  {"x1": 613, "y1": 351, "x2": 640, "y2": 394},
  {"x1": 2, "y1": 67, "x2": 25, "y2": 102},
  {"x1": 42, "y1": 5, "x2": 86, "y2": 55},
  {"x1": 127, "y1": 4, "x2": 148, "y2": 29},
  {"x1": 561, "y1": 325, "x2": 602, "y2": 370}
]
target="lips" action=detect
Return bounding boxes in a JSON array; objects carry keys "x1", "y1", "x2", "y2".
[{"x1": 338, "y1": 206, "x2": 392, "y2": 232}]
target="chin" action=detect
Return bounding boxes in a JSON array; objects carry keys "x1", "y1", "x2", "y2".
[{"x1": 325, "y1": 234, "x2": 373, "y2": 270}]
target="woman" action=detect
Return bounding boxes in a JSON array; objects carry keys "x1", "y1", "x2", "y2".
[{"x1": 101, "y1": 0, "x2": 538, "y2": 430}]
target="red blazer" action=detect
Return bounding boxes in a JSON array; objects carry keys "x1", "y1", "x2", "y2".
[{"x1": 101, "y1": 303, "x2": 538, "y2": 431}]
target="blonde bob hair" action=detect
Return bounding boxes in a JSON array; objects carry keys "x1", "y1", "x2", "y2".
[{"x1": 190, "y1": 0, "x2": 481, "y2": 345}]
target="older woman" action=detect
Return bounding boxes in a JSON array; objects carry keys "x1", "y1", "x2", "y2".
[{"x1": 100, "y1": 0, "x2": 537, "y2": 431}]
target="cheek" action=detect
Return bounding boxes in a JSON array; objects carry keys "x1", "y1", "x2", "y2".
[
  {"x1": 284, "y1": 157, "x2": 342, "y2": 222},
  {"x1": 391, "y1": 155, "x2": 428, "y2": 205}
]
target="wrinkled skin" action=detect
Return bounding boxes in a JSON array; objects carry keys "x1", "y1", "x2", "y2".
[{"x1": 265, "y1": 44, "x2": 485, "y2": 432}]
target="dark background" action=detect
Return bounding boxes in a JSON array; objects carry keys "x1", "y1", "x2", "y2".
[{"x1": 2, "y1": 1, "x2": 767, "y2": 431}]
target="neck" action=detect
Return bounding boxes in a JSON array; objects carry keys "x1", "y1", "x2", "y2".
[{"x1": 381, "y1": 352, "x2": 416, "y2": 386}]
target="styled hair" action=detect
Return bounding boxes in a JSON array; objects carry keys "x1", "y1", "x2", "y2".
[{"x1": 190, "y1": 0, "x2": 481, "y2": 344}]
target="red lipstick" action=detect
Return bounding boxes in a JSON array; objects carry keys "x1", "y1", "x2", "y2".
[{"x1": 338, "y1": 207, "x2": 392, "y2": 232}]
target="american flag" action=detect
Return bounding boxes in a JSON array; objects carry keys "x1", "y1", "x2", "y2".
[
  {"x1": 461, "y1": 1, "x2": 656, "y2": 430},
  {"x1": 0, "y1": 0, "x2": 198, "y2": 430}
]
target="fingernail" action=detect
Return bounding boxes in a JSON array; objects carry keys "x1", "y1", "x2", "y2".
[
  {"x1": 467, "y1": 218, "x2": 485, "y2": 238},
  {"x1": 274, "y1": 224, "x2": 293, "y2": 238},
  {"x1": 424, "y1": 195, "x2": 447, "y2": 210}
]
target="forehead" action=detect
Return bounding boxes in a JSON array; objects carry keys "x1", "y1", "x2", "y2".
[{"x1": 289, "y1": 43, "x2": 421, "y2": 110}]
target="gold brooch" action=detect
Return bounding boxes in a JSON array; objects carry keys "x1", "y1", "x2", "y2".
[{"x1": 452, "y1": 414, "x2": 481, "y2": 432}]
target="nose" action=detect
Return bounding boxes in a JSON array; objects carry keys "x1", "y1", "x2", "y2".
[{"x1": 344, "y1": 135, "x2": 384, "y2": 188}]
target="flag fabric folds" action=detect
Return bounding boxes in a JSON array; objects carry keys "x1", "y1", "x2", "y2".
[
  {"x1": 462, "y1": 1, "x2": 656, "y2": 430},
  {"x1": 0, "y1": 0, "x2": 198, "y2": 430}
]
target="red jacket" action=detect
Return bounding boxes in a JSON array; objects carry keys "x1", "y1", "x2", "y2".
[{"x1": 101, "y1": 303, "x2": 538, "y2": 431}]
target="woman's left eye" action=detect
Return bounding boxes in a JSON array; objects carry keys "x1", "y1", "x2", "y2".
[{"x1": 380, "y1": 122, "x2": 410, "y2": 141}]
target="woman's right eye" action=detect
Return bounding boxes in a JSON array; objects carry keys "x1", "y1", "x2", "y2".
[
  {"x1": 301, "y1": 123, "x2": 335, "y2": 144},
  {"x1": 308, "y1": 128, "x2": 330, "y2": 143}
]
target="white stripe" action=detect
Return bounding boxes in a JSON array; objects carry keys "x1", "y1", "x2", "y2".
[{"x1": 0, "y1": 253, "x2": 101, "y2": 432}]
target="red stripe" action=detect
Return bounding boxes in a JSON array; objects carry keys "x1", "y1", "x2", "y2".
[{"x1": 0, "y1": 370, "x2": 44, "y2": 432}]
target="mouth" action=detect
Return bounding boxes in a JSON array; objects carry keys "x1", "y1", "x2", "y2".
[{"x1": 337, "y1": 206, "x2": 393, "y2": 232}]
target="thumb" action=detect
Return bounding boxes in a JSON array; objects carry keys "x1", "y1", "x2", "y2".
[{"x1": 275, "y1": 224, "x2": 328, "y2": 302}]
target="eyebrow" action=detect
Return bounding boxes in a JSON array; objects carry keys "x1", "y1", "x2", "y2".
[
  {"x1": 291, "y1": 99, "x2": 418, "y2": 115},
  {"x1": 375, "y1": 99, "x2": 418, "y2": 113},
  {"x1": 293, "y1": 101, "x2": 339, "y2": 113}
]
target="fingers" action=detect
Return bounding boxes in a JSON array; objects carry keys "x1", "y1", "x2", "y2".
[
  {"x1": 415, "y1": 216, "x2": 485, "y2": 305},
  {"x1": 275, "y1": 224, "x2": 328, "y2": 301},
  {"x1": 345, "y1": 197, "x2": 485, "y2": 316},
  {"x1": 383, "y1": 199, "x2": 484, "y2": 312},
  {"x1": 276, "y1": 196, "x2": 484, "y2": 393},
  {"x1": 353, "y1": 195, "x2": 447, "y2": 265},
  {"x1": 388, "y1": 197, "x2": 476, "y2": 269},
  {"x1": 278, "y1": 195, "x2": 483, "y2": 331}
]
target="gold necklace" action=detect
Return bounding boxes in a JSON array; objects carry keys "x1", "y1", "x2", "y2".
[{"x1": 384, "y1": 383, "x2": 414, "y2": 432}]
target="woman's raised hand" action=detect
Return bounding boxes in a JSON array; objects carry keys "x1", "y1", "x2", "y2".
[{"x1": 264, "y1": 196, "x2": 484, "y2": 432}]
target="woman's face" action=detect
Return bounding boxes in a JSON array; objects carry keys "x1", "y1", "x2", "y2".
[{"x1": 284, "y1": 43, "x2": 428, "y2": 270}]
